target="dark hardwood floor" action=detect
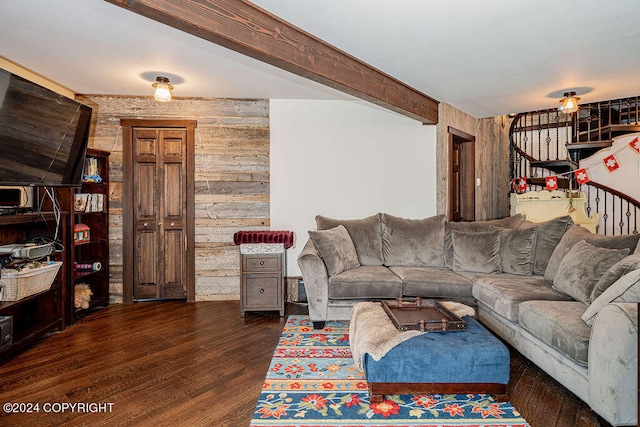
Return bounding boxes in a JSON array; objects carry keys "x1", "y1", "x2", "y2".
[{"x1": 0, "y1": 301, "x2": 612, "y2": 427}]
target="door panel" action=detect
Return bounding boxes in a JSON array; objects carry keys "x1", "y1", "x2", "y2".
[
  {"x1": 164, "y1": 163, "x2": 183, "y2": 218},
  {"x1": 136, "y1": 230, "x2": 158, "y2": 299}
]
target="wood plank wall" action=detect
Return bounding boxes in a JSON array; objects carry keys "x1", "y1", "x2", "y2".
[
  {"x1": 436, "y1": 102, "x2": 511, "y2": 220},
  {"x1": 75, "y1": 95, "x2": 269, "y2": 303}
]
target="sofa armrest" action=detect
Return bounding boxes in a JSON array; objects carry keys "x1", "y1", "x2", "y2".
[
  {"x1": 297, "y1": 238, "x2": 330, "y2": 322},
  {"x1": 588, "y1": 302, "x2": 638, "y2": 426}
]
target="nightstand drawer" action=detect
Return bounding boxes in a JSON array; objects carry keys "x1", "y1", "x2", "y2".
[
  {"x1": 243, "y1": 255, "x2": 281, "y2": 272},
  {"x1": 244, "y1": 274, "x2": 281, "y2": 307}
]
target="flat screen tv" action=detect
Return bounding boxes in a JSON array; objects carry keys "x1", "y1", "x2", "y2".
[{"x1": 0, "y1": 68, "x2": 92, "y2": 187}]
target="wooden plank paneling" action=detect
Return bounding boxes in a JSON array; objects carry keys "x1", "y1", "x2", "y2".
[
  {"x1": 436, "y1": 103, "x2": 510, "y2": 220},
  {"x1": 76, "y1": 95, "x2": 269, "y2": 302}
]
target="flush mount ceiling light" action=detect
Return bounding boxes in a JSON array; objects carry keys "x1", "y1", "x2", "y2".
[
  {"x1": 152, "y1": 76, "x2": 174, "y2": 102},
  {"x1": 558, "y1": 91, "x2": 580, "y2": 114}
]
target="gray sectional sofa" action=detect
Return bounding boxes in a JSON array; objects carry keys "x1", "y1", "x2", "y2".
[{"x1": 298, "y1": 212, "x2": 639, "y2": 426}]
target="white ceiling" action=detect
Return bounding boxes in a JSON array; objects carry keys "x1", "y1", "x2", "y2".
[{"x1": 2, "y1": 0, "x2": 639, "y2": 119}]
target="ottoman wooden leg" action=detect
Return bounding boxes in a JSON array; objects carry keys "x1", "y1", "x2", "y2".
[{"x1": 368, "y1": 383, "x2": 384, "y2": 403}]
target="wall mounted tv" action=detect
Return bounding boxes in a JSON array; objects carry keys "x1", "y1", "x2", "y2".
[{"x1": 0, "y1": 68, "x2": 92, "y2": 187}]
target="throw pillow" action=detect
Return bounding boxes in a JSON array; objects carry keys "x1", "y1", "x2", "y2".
[
  {"x1": 316, "y1": 213, "x2": 384, "y2": 266},
  {"x1": 545, "y1": 225, "x2": 640, "y2": 282},
  {"x1": 590, "y1": 253, "x2": 640, "y2": 302},
  {"x1": 498, "y1": 226, "x2": 538, "y2": 276},
  {"x1": 552, "y1": 240, "x2": 630, "y2": 304},
  {"x1": 382, "y1": 214, "x2": 446, "y2": 267},
  {"x1": 309, "y1": 225, "x2": 360, "y2": 276},
  {"x1": 443, "y1": 215, "x2": 524, "y2": 268},
  {"x1": 451, "y1": 229, "x2": 502, "y2": 274},
  {"x1": 519, "y1": 215, "x2": 574, "y2": 275},
  {"x1": 582, "y1": 268, "x2": 640, "y2": 326}
]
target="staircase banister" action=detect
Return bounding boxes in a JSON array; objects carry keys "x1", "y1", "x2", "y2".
[{"x1": 586, "y1": 181, "x2": 640, "y2": 209}]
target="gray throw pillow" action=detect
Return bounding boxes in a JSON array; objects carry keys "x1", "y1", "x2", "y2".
[
  {"x1": 582, "y1": 268, "x2": 640, "y2": 326},
  {"x1": 444, "y1": 215, "x2": 524, "y2": 268},
  {"x1": 451, "y1": 229, "x2": 502, "y2": 274},
  {"x1": 553, "y1": 240, "x2": 630, "y2": 304},
  {"x1": 545, "y1": 225, "x2": 640, "y2": 282},
  {"x1": 498, "y1": 227, "x2": 538, "y2": 276},
  {"x1": 519, "y1": 215, "x2": 574, "y2": 275},
  {"x1": 316, "y1": 214, "x2": 384, "y2": 266},
  {"x1": 382, "y1": 214, "x2": 446, "y2": 267},
  {"x1": 590, "y1": 253, "x2": 640, "y2": 302},
  {"x1": 309, "y1": 225, "x2": 360, "y2": 276}
]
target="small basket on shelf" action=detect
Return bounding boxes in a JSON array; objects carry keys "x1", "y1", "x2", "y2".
[{"x1": 0, "y1": 262, "x2": 63, "y2": 301}]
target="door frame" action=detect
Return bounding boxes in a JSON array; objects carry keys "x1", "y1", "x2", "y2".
[
  {"x1": 448, "y1": 126, "x2": 476, "y2": 222},
  {"x1": 121, "y1": 119, "x2": 197, "y2": 303}
]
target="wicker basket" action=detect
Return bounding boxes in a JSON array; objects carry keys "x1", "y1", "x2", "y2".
[{"x1": 0, "y1": 262, "x2": 62, "y2": 301}]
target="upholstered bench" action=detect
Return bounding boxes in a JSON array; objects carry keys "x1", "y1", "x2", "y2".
[{"x1": 361, "y1": 316, "x2": 510, "y2": 402}]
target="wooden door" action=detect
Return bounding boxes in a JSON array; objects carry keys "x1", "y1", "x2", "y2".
[
  {"x1": 448, "y1": 127, "x2": 476, "y2": 222},
  {"x1": 122, "y1": 120, "x2": 196, "y2": 302}
]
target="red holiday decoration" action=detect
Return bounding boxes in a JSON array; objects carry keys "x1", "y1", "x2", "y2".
[
  {"x1": 517, "y1": 177, "x2": 527, "y2": 192},
  {"x1": 545, "y1": 176, "x2": 559, "y2": 190},
  {"x1": 574, "y1": 168, "x2": 590, "y2": 185},
  {"x1": 629, "y1": 137, "x2": 640, "y2": 155},
  {"x1": 603, "y1": 154, "x2": 620, "y2": 172}
]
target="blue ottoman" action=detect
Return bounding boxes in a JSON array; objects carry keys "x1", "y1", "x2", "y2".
[{"x1": 363, "y1": 317, "x2": 510, "y2": 402}]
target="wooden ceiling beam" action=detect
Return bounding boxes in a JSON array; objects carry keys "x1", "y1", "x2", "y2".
[{"x1": 104, "y1": 0, "x2": 439, "y2": 124}]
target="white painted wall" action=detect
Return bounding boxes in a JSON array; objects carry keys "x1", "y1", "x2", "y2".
[
  {"x1": 579, "y1": 133, "x2": 640, "y2": 202},
  {"x1": 269, "y1": 99, "x2": 438, "y2": 276}
]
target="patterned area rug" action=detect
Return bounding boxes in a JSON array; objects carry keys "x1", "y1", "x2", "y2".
[{"x1": 251, "y1": 315, "x2": 530, "y2": 426}]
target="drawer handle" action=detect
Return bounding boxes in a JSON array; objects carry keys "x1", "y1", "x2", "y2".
[
  {"x1": 259, "y1": 288, "x2": 265, "y2": 293},
  {"x1": 259, "y1": 261, "x2": 264, "y2": 265}
]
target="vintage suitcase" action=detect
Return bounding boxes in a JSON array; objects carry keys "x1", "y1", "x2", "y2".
[{"x1": 381, "y1": 298, "x2": 466, "y2": 332}]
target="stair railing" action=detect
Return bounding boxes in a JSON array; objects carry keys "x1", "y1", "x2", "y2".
[{"x1": 509, "y1": 96, "x2": 640, "y2": 235}]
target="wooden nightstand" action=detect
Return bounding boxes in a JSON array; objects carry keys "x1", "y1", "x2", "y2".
[{"x1": 240, "y1": 251, "x2": 285, "y2": 317}]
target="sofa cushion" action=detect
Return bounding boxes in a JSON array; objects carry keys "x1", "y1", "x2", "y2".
[
  {"x1": 591, "y1": 253, "x2": 640, "y2": 302},
  {"x1": 553, "y1": 240, "x2": 630, "y2": 304},
  {"x1": 382, "y1": 214, "x2": 446, "y2": 267},
  {"x1": 472, "y1": 274, "x2": 572, "y2": 321},
  {"x1": 444, "y1": 214, "x2": 524, "y2": 267},
  {"x1": 544, "y1": 225, "x2": 640, "y2": 282},
  {"x1": 519, "y1": 215, "x2": 574, "y2": 275},
  {"x1": 498, "y1": 226, "x2": 538, "y2": 276},
  {"x1": 582, "y1": 268, "x2": 640, "y2": 326},
  {"x1": 519, "y1": 301, "x2": 591, "y2": 367},
  {"x1": 316, "y1": 214, "x2": 384, "y2": 266},
  {"x1": 328, "y1": 266, "x2": 403, "y2": 299},
  {"x1": 451, "y1": 229, "x2": 502, "y2": 274},
  {"x1": 309, "y1": 225, "x2": 360, "y2": 276},
  {"x1": 389, "y1": 266, "x2": 473, "y2": 298}
]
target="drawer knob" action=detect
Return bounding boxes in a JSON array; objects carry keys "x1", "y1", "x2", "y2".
[
  {"x1": 143, "y1": 222, "x2": 148, "y2": 227},
  {"x1": 260, "y1": 288, "x2": 265, "y2": 293},
  {"x1": 259, "y1": 261, "x2": 264, "y2": 265}
]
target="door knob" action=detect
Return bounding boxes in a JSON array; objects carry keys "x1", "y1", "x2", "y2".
[{"x1": 143, "y1": 222, "x2": 148, "y2": 227}]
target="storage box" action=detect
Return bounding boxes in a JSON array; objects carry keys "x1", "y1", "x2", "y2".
[
  {"x1": 74, "y1": 223, "x2": 90, "y2": 243},
  {"x1": 0, "y1": 262, "x2": 62, "y2": 301}
]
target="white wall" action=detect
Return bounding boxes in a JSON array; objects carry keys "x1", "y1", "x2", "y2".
[
  {"x1": 269, "y1": 99, "x2": 438, "y2": 276},
  {"x1": 580, "y1": 133, "x2": 640, "y2": 202}
]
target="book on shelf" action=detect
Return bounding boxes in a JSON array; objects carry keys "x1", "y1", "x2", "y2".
[
  {"x1": 74, "y1": 193, "x2": 89, "y2": 212},
  {"x1": 83, "y1": 157, "x2": 102, "y2": 183},
  {"x1": 74, "y1": 193, "x2": 104, "y2": 212}
]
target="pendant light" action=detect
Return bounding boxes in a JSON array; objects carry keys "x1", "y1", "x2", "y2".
[
  {"x1": 152, "y1": 76, "x2": 173, "y2": 102},
  {"x1": 558, "y1": 91, "x2": 580, "y2": 114}
]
